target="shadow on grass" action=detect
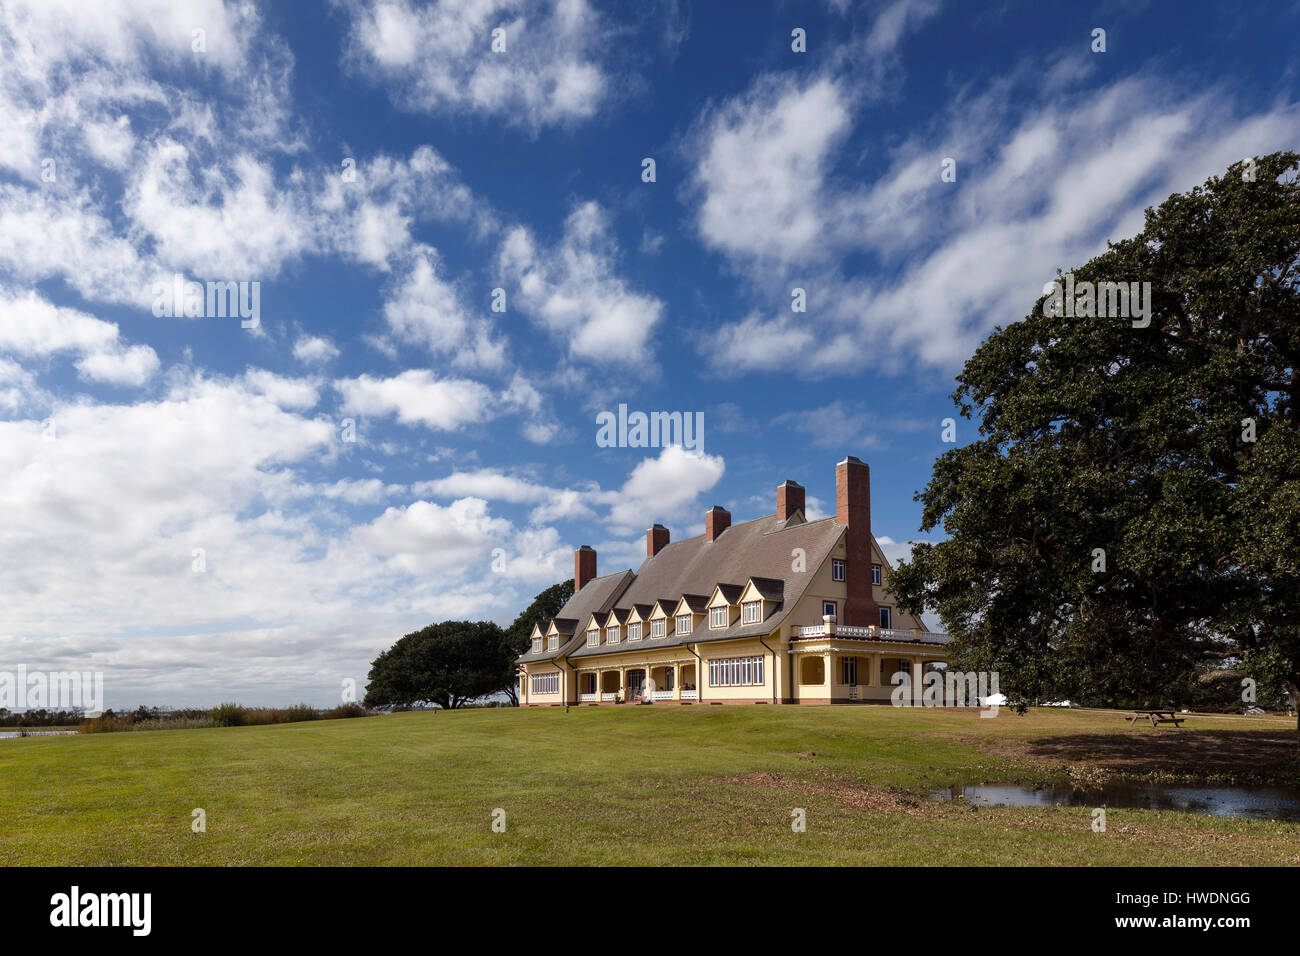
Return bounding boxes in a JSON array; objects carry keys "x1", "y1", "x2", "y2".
[{"x1": 1025, "y1": 729, "x2": 1298, "y2": 779}]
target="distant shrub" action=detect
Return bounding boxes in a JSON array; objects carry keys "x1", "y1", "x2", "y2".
[
  {"x1": 78, "y1": 715, "x2": 131, "y2": 734},
  {"x1": 209, "y1": 702, "x2": 245, "y2": 727},
  {"x1": 322, "y1": 702, "x2": 368, "y2": 720},
  {"x1": 276, "y1": 704, "x2": 320, "y2": 723}
]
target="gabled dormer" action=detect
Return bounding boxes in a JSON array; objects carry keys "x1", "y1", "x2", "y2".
[
  {"x1": 737, "y1": 577, "x2": 783, "y2": 626},
  {"x1": 706, "y1": 583, "x2": 745, "y2": 629},
  {"x1": 530, "y1": 619, "x2": 548, "y2": 654},
  {"x1": 625, "y1": 603, "x2": 653, "y2": 641},
  {"x1": 647, "y1": 599, "x2": 675, "y2": 639},
  {"x1": 671, "y1": 594, "x2": 709, "y2": 638},
  {"x1": 581, "y1": 611, "x2": 610, "y2": 647}
]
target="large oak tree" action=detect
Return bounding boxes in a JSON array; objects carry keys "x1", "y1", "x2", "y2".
[{"x1": 891, "y1": 153, "x2": 1300, "y2": 742}]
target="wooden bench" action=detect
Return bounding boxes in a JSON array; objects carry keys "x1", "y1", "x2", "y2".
[{"x1": 1126, "y1": 708, "x2": 1185, "y2": 728}]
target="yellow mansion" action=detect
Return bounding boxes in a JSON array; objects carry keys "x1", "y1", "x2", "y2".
[{"x1": 517, "y1": 456, "x2": 951, "y2": 705}]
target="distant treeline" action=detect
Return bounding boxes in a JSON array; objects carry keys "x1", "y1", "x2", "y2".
[
  {"x1": 0, "y1": 708, "x2": 86, "y2": 727},
  {"x1": 77, "y1": 702, "x2": 371, "y2": 733}
]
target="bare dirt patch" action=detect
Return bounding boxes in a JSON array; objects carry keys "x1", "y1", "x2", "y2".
[{"x1": 726, "y1": 770, "x2": 919, "y2": 813}]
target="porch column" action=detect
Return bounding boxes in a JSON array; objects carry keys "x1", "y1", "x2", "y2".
[
  {"x1": 912, "y1": 658, "x2": 924, "y2": 707},
  {"x1": 822, "y1": 651, "x2": 832, "y2": 691},
  {"x1": 672, "y1": 663, "x2": 681, "y2": 700},
  {"x1": 619, "y1": 666, "x2": 627, "y2": 702}
]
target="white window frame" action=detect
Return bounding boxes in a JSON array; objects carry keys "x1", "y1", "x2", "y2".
[
  {"x1": 628, "y1": 622, "x2": 642, "y2": 641},
  {"x1": 879, "y1": 607, "x2": 892, "y2": 629},
  {"x1": 547, "y1": 635, "x2": 557, "y2": 651},
  {"x1": 676, "y1": 613, "x2": 693, "y2": 636},
  {"x1": 586, "y1": 628, "x2": 599, "y2": 647},
  {"x1": 531, "y1": 672, "x2": 559, "y2": 694},
  {"x1": 708, "y1": 655, "x2": 765, "y2": 687},
  {"x1": 607, "y1": 625, "x2": 620, "y2": 644},
  {"x1": 531, "y1": 638, "x2": 541, "y2": 653},
  {"x1": 842, "y1": 656, "x2": 857, "y2": 685},
  {"x1": 823, "y1": 600, "x2": 836, "y2": 619},
  {"x1": 832, "y1": 558, "x2": 845, "y2": 582},
  {"x1": 871, "y1": 563, "x2": 882, "y2": 586},
  {"x1": 742, "y1": 600, "x2": 761, "y2": 624},
  {"x1": 709, "y1": 606, "x2": 729, "y2": 629},
  {"x1": 650, "y1": 619, "x2": 666, "y2": 638}
]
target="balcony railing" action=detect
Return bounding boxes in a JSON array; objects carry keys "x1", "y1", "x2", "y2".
[
  {"x1": 579, "y1": 693, "x2": 597, "y2": 702},
  {"x1": 652, "y1": 690, "x2": 674, "y2": 701},
  {"x1": 680, "y1": 689, "x2": 698, "y2": 700},
  {"x1": 600, "y1": 692, "x2": 617, "y2": 702},
  {"x1": 793, "y1": 624, "x2": 951, "y2": 645}
]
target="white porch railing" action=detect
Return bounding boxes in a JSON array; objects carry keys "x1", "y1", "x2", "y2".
[
  {"x1": 579, "y1": 693, "x2": 597, "y2": 702},
  {"x1": 680, "y1": 689, "x2": 698, "y2": 700},
  {"x1": 600, "y1": 692, "x2": 617, "y2": 702},
  {"x1": 792, "y1": 624, "x2": 950, "y2": 644},
  {"x1": 652, "y1": 690, "x2": 674, "y2": 701}
]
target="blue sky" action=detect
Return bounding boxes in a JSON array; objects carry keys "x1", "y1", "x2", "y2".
[{"x1": 2, "y1": 0, "x2": 1299, "y2": 707}]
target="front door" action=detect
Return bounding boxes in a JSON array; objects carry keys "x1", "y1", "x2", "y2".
[{"x1": 626, "y1": 669, "x2": 645, "y2": 698}]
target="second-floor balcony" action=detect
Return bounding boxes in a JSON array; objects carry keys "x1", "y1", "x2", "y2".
[{"x1": 792, "y1": 623, "x2": 951, "y2": 645}]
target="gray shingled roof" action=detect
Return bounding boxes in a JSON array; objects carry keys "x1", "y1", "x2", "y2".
[
  {"x1": 567, "y1": 514, "x2": 845, "y2": 660},
  {"x1": 517, "y1": 570, "x2": 634, "y2": 663}
]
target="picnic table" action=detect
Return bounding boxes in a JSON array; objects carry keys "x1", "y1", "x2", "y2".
[{"x1": 1126, "y1": 708, "x2": 1185, "y2": 728}]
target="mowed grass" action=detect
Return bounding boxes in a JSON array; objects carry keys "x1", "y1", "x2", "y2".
[{"x1": 1, "y1": 705, "x2": 1296, "y2": 866}]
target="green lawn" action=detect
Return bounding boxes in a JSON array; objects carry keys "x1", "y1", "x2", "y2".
[{"x1": 1, "y1": 705, "x2": 1296, "y2": 865}]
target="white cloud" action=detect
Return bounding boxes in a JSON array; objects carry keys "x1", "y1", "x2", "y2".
[
  {"x1": 340, "y1": 0, "x2": 610, "y2": 131},
  {"x1": 243, "y1": 368, "x2": 321, "y2": 410},
  {"x1": 335, "y1": 369, "x2": 495, "y2": 431},
  {"x1": 497, "y1": 201, "x2": 662, "y2": 363},
  {"x1": 605, "y1": 445, "x2": 726, "y2": 534},
  {"x1": 0, "y1": 288, "x2": 159, "y2": 387},
  {"x1": 293, "y1": 335, "x2": 341, "y2": 364}
]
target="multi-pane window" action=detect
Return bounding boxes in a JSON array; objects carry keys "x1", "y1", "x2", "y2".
[
  {"x1": 586, "y1": 628, "x2": 599, "y2": 646},
  {"x1": 607, "y1": 625, "x2": 620, "y2": 644},
  {"x1": 531, "y1": 638, "x2": 541, "y2": 653},
  {"x1": 710, "y1": 606, "x2": 729, "y2": 629},
  {"x1": 742, "y1": 600, "x2": 761, "y2": 624},
  {"x1": 841, "y1": 656, "x2": 858, "y2": 685},
  {"x1": 676, "y1": 614, "x2": 693, "y2": 635},
  {"x1": 708, "y1": 656, "x2": 765, "y2": 687},
  {"x1": 871, "y1": 563, "x2": 882, "y2": 586},
  {"x1": 832, "y1": 558, "x2": 845, "y2": 582},
  {"x1": 628, "y1": 622, "x2": 642, "y2": 641},
  {"x1": 547, "y1": 635, "x2": 557, "y2": 650},
  {"x1": 879, "y1": 607, "x2": 892, "y2": 629},
  {"x1": 650, "y1": 619, "x2": 666, "y2": 638},
  {"x1": 531, "y1": 672, "x2": 559, "y2": 694},
  {"x1": 823, "y1": 600, "x2": 836, "y2": 619}
]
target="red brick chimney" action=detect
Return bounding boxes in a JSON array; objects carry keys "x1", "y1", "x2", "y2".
[
  {"x1": 835, "y1": 456, "x2": 879, "y2": 628},
  {"x1": 705, "y1": 506, "x2": 730, "y2": 542},
  {"x1": 574, "y1": 545, "x2": 597, "y2": 592},
  {"x1": 777, "y1": 480, "x2": 805, "y2": 522},
  {"x1": 646, "y1": 523, "x2": 670, "y2": 557}
]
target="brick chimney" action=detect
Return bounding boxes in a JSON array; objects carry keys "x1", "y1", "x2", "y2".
[
  {"x1": 777, "y1": 480, "x2": 805, "y2": 522},
  {"x1": 574, "y1": 545, "x2": 597, "y2": 592},
  {"x1": 835, "y1": 456, "x2": 879, "y2": 628},
  {"x1": 705, "y1": 506, "x2": 731, "y2": 542},
  {"x1": 646, "y1": 523, "x2": 670, "y2": 557}
]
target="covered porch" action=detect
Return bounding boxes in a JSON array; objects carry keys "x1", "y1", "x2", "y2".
[{"x1": 576, "y1": 659, "x2": 698, "y2": 703}]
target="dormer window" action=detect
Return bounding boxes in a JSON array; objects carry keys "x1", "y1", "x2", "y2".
[
  {"x1": 832, "y1": 558, "x2": 845, "y2": 582},
  {"x1": 607, "y1": 625, "x2": 620, "y2": 644},
  {"x1": 548, "y1": 635, "x2": 557, "y2": 650},
  {"x1": 628, "y1": 622, "x2": 642, "y2": 641},
  {"x1": 531, "y1": 638, "x2": 541, "y2": 653},
  {"x1": 586, "y1": 628, "x2": 599, "y2": 646},
  {"x1": 710, "y1": 607, "x2": 728, "y2": 629},
  {"x1": 650, "y1": 619, "x2": 666, "y2": 638},
  {"x1": 871, "y1": 563, "x2": 882, "y2": 586},
  {"x1": 742, "y1": 600, "x2": 761, "y2": 624},
  {"x1": 676, "y1": 614, "x2": 693, "y2": 636}
]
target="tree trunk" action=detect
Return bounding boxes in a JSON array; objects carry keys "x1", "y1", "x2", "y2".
[{"x1": 1287, "y1": 678, "x2": 1300, "y2": 749}]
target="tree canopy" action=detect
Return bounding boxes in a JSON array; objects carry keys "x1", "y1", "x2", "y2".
[
  {"x1": 890, "y1": 152, "x2": 1300, "y2": 741},
  {"x1": 364, "y1": 620, "x2": 507, "y2": 710}
]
